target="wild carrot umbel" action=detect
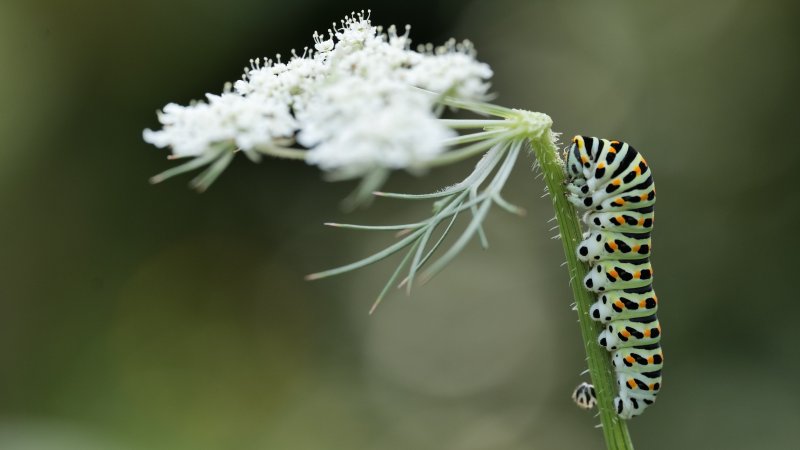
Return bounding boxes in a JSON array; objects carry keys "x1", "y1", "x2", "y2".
[{"x1": 143, "y1": 11, "x2": 636, "y2": 450}]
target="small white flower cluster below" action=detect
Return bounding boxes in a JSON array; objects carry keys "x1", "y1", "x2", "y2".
[{"x1": 144, "y1": 11, "x2": 493, "y2": 178}]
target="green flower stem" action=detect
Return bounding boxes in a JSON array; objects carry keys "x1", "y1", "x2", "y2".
[{"x1": 529, "y1": 134, "x2": 635, "y2": 450}]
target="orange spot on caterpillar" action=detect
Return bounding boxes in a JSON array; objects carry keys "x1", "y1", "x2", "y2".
[
  {"x1": 597, "y1": 162, "x2": 606, "y2": 169},
  {"x1": 643, "y1": 328, "x2": 651, "y2": 337},
  {"x1": 640, "y1": 193, "x2": 648, "y2": 201},
  {"x1": 621, "y1": 329, "x2": 631, "y2": 338},
  {"x1": 627, "y1": 379, "x2": 636, "y2": 389},
  {"x1": 614, "y1": 198, "x2": 625, "y2": 206},
  {"x1": 637, "y1": 218, "x2": 645, "y2": 226},
  {"x1": 608, "y1": 269, "x2": 619, "y2": 279},
  {"x1": 632, "y1": 245, "x2": 641, "y2": 252},
  {"x1": 612, "y1": 179, "x2": 621, "y2": 186},
  {"x1": 626, "y1": 355, "x2": 636, "y2": 364},
  {"x1": 608, "y1": 241, "x2": 618, "y2": 250}
]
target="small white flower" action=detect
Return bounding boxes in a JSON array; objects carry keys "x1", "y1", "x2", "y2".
[
  {"x1": 332, "y1": 15, "x2": 378, "y2": 55},
  {"x1": 313, "y1": 31, "x2": 334, "y2": 53}
]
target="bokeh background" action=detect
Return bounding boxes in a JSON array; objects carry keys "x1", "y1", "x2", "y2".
[{"x1": 2, "y1": 0, "x2": 799, "y2": 449}]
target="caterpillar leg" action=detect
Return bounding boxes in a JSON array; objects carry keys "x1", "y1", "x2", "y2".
[
  {"x1": 567, "y1": 191, "x2": 589, "y2": 209},
  {"x1": 566, "y1": 179, "x2": 588, "y2": 197},
  {"x1": 614, "y1": 395, "x2": 650, "y2": 419}
]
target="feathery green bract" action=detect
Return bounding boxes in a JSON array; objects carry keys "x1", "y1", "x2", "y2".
[{"x1": 306, "y1": 139, "x2": 527, "y2": 312}]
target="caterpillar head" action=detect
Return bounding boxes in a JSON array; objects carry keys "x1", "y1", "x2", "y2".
[{"x1": 565, "y1": 135, "x2": 588, "y2": 182}]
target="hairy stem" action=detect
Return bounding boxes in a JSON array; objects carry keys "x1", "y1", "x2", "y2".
[{"x1": 529, "y1": 134, "x2": 635, "y2": 450}]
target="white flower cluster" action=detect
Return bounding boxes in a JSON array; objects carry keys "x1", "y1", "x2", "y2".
[
  {"x1": 144, "y1": 11, "x2": 493, "y2": 178},
  {"x1": 142, "y1": 94, "x2": 296, "y2": 158}
]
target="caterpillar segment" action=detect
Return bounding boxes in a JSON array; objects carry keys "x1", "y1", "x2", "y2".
[
  {"x1": 565, "y1": 136, "x2": 662, "y2": 420},
  {"x1": 590, "y1": 286, "x2": 658, "y2": 323},
  {"x1": 617, "y1": 370, "x2": 662, "y2": 396},
  {"x1": 611, "y1": 344, "x2": 664, "y2": 373},
  {"x1": 569, "y1": 183, "x2": 656, "y2": 212},
  {"x1": 597, "y1": 315, "x2": 661, "y2": 351},
  {"x1": 584, "y1": 208, "x2": 654, "y2": 234},
  {"x1": 616, "y1": 367, "x2": 662, "y2": 411},
  {"x1": 583, "y1": 259, "x2": 653, "y2": 292},
  {"x1": 567, "y1": 162, "x2": 653, "y2": 208},
  {"x1": 577, "y1": 230, "x2": 651, "y2": 262}
]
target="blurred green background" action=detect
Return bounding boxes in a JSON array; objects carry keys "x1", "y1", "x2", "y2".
[{"x1": 2, "y1": 0, "x2": 799, "y2": 449}]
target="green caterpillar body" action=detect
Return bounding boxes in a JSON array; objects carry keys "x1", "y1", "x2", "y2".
[{"x1": 565, "y1": 135, "x2": 662, "y2": 420}]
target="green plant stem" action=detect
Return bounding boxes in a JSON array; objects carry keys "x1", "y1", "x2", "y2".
[{"x1": 529, "y1": 134, "x2": 635, "y2": 450}]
